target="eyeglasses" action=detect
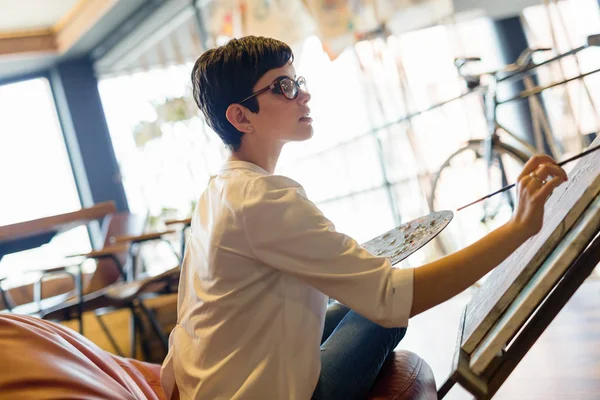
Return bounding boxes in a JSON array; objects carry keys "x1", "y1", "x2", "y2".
[{"x1": 238, "y1": 76, "x2": 307, "y2": 104}]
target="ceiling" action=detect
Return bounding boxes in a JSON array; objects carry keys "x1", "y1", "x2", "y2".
[
  {"x1": 0, "y1": 0, "x2": 81, "y2": 32},
  {"x1": 0, "y1": 0, "x2": 543, "y2": 82},
  {"x1": 94, "y1": 0, "x2": 201, "y2": 77},
  {"x1": 0, "y1": 0, "x2": 148, "y2": 81}
]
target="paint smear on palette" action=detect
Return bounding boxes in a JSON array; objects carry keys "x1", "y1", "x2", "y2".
[{"x1": 361, "y1": 210, "x2": 453, "y2": 265}]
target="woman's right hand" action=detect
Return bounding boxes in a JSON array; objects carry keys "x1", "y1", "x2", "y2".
[{"x1": 510, "y1": 154, "x2": 568, "y2": 240}]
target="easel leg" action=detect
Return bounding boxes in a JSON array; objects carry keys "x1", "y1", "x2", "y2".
[
  {"x1": 438, "y1": 374, "x2": 457, "y2": 398},
  {"x1": 439, "y1": 351, "x2": 490, "y2": 399}
]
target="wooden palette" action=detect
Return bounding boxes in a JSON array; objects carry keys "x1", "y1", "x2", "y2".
[
  {"x1": 461, "y1": 136, "x2": 600, "y2": 353},
  {"x1": 361, "y1": 210, "x2": 453, "y2": 265}
]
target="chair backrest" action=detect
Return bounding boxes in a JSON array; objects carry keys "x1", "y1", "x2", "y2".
[
  {"x1": 84, "y1": 212, "x2": 147, "y2": 294},
  {"x1": 101, "y1": 213, "x2": 147, "y2": 248}
]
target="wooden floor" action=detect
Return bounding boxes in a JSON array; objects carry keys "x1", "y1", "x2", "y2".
[
  {"x1": 62, "y1": 278, "x2": 600, "y2": 399},
  {"x1": 398, "y1": 277, "x2": 600, "y2": 399}
]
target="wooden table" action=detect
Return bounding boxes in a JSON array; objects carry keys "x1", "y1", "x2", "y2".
[{"x1": 0, "y1": 202, "x2": 116, "y2": 261}]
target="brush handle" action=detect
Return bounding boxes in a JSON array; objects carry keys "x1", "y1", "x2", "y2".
[{"x1": 456, "y1": 144, "x2": 600, "y2": 212}]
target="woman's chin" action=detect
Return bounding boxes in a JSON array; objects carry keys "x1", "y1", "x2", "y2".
[
  {"x1": 297, "y1": 126, "x2": 314, "y2": 140},
  {"x1": 281, "y1": 126, "x2": 314, "y2": 143}
]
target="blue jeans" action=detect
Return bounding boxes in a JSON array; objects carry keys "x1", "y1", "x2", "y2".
[{"x1": 312, "y1": 302, "x2": 407, "y2": 400}]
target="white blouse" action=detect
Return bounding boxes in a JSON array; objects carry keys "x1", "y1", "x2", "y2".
[{"x1": 160, "y1": 161, "x2": 413, "y2": 400}]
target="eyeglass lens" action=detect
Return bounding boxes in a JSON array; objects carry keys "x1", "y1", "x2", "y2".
[{"x1": 279, "y1": 77, "x2": 307, "y2": 99}]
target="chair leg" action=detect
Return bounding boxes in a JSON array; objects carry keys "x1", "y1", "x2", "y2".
[
  {"x1": 137, "y1": 300, "x2": 169, "y2": 353},
  {"x1": 109, "y1": 255, "x2": 128, "y2": 281},
  {"x1": 134, "y1": 306, "x2": 153, "y2": 361},
  {"x1": 166, "y1": 238, "x2": 182, "y2": 264},
  {"x1": 130, "y1": 306, "x2": 137, "y2": 359},
  {"x1": 33, "y1": 280, "x2": 42, "y2": 312},
  {"x1": 0, "y1": 282, "x2": 14, "y2": 312},
  {"x1": 95, "y1": 312, "x2": 125, "y2": 357},
  {"x1": 128, "y1": 245, "x2": 138, "y2": 281},
  {"x1": 77, "y1": 264, "x2": 84, "y2": 335},
  {"x1": 129, "y1": 304, "x2": 152, "y2": 360},
  {"x1": 180, "y1": 230, "x2": 186, "y2": 263}
]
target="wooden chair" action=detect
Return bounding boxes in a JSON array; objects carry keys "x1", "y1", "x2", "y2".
[
  {"x1": 3, "y1": 211, "x2": 177, "y2": 345},
  {"x1": 41, "y1": 266, "x2": 180, "y2": 360},
  {"x1": 0, "y1": 213, "x2": 145, "y2": 315},
  {"x1": 39, "y1": 212, "x2": 179, "y2": 353},
  {"x1": 0, "y1": 202, "x2": 117, "y2": 313}
]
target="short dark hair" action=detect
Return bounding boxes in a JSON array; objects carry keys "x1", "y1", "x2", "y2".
[{"x1": 191, "y1": 36, "x2": 293, "y2": 151}]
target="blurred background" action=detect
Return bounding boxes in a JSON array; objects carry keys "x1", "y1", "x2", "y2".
[
  {"x1": 1, "y1": 2, "x2": 599, "y2": 397},
  {"x1": 3, "y1": 0, "x2": 599, "y2": 285}
]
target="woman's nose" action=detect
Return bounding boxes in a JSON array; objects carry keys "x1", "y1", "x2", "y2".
[{"x1": 299, "y1": 89, "x2": 311, "y2": 104}]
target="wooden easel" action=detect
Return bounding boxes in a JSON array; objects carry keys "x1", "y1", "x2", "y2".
[
  {"x1": 439, "y1": 230, "x2": 600, "y2": 399},
  {"x1": 438, "y1": 136, "x2": 600, "y2": 398}
]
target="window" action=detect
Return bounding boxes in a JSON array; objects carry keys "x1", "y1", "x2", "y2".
[
  {"x1": 99, "y1": 64, "x2": 227, "y2": 222},
  {"x1": 279, "y1": 21, "x2": 502, "y2": 260},
  {"x1": 523, "y1": 0, "x2": 600, "y2": 153},
  {"x1": 0, "y1": 78, "x2": 90, "y2": 281},
  {"x1": 99, "y1": 20, "x2": 505, "y2": 264}
]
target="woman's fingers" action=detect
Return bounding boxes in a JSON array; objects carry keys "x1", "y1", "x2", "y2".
[
  {"x1": 533, "y1": 163, "x2": 568, "y2": 183},
  {"x1": 517, "y1": 158, "x2": 568, "y2": 206},
  {"x1": 518, "y1": 154, "x2": 559, "y2": 180},
  {"x1": 533, "y1": 174, "x2": 567, "y2": 203},
  {"x1": 512, "y1": 156, "x2": 568, "y2": 238}
]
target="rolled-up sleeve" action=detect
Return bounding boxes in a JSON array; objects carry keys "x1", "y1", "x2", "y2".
[{"x1": 241, "y1": 175, "x2": 413, "y2": 328}]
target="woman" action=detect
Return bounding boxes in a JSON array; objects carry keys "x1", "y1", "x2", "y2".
[{"x1": 160, "y1": 36, "x2": 567, "y2": 400}]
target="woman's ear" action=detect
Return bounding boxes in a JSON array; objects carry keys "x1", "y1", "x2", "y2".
[{"x1": 225, "y1": 104, "x2": 253, "y2": 134}]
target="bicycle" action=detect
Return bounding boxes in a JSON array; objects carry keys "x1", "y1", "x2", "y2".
[{"x1": 428, "y1": 34, "x2": 600, "y2": 255}]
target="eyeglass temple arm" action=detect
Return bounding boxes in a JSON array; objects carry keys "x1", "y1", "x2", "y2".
[{"x1": 238, "y1": 85, "x2": 273, "y2": 104}]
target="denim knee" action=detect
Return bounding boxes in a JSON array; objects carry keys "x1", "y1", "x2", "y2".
[{"x1": 390, "y1": 326, "x2": 407, "y2": 347}]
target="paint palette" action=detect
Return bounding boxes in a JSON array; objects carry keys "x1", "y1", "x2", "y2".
[{"x1": 361, "y1": 210, "x2": 453, "y2": 265}]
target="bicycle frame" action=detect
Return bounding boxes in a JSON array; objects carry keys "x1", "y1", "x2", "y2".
[
  {"x1": 427, "y1": 34, "x2": 600, "y2": 255},
  {"x1": 482, "y1": 73, "x2": 543, "y2": 164},
  {"x1": 452, "y1": 43, "x2": 597, "y2": 221},
  {"x1": 465, "y1": 40, "x2": 600, "y2": 175}
]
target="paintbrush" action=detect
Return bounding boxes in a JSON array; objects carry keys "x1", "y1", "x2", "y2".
[{"x1": 457, "y1": 143, "x2": 600, "y2": 211}]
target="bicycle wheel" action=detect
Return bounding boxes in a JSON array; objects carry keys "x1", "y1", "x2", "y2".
[{"x1": 429, "y1": 140, "x2": 529, "y2": 255}]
